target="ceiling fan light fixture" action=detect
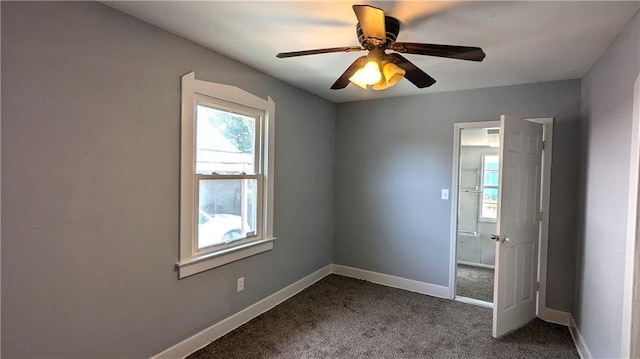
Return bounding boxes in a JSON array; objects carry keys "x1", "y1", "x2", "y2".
[
  {"x1": 277, "y1": 5, "x2": 485, "y2": 91},
  {"x1": 372, "y1": 61, "x2": 405, "y2": 90},
  {"x1": 349, "y1": 60, "x2": 382, "y2": 89}
]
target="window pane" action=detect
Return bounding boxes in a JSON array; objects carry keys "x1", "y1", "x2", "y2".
[
  {"x1": 482, "y1": 203, "x2": 498, "y2": 219},
  {"x1": 196, "y1": 104, "x2": 256, "y2": 174},
  {"x1": 484, "y1": 171, "x2": 499, "y2": 186},
  {"x1": 198, "y1": 179, "x2": 258, "y2": 249},
  {"x1": 484, "y1": 155, "x2": 499, "y2": 171},
  {"x1": 483, "y1": 187, "x2": 498, "y2": 203}
]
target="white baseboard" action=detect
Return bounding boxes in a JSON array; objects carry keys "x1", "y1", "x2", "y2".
[
  {"x1": 540, "y1": 307, "x2": 571, "y2": 326},
  {"x1": 151, "y1": 265, "x2": 332, "y2": 359},
  {"x1": 331, "y1": 264, "x2": 450, "y2": 299},
  {"x1": 457, "y1": 260, "x2": 495, "y2": 269},
  {"x1": 569, "y1": 315, "x2": 593, "y2": 359},
  {"x1": 455, "y1": 296, "x2": 493, "y2": 309}
]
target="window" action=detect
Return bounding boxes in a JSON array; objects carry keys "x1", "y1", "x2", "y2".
[
  {"x1": 480, "y1": 154, "x2": 499, "y2": 222},
  {"x1": 177, "y1": 72, "x2": 275, "y2": 278}
]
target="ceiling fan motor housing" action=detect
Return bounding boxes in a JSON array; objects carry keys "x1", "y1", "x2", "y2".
[{"x1": 357, "y1": 16, "x2": 400, "y2": 48}]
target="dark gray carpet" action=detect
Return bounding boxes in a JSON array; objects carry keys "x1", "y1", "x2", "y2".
[
  {"x1": 189, "y1": 274, "x2": 577, "y2": 359},
  {"x1": 457, "y1": 264, "x2": 494, "y2": 303}
]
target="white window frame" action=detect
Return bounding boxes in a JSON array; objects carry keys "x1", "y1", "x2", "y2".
[
  {"x1": 479, "y1": 154, "x2": 499, "y2": 223},
  {"x1": 176, "y1": 72, "x2": 275, "y2": 278}
]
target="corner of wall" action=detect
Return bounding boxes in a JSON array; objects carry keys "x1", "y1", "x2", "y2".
[{"x1": 569, "y1": 316, "x2": 593, "y2": 359}]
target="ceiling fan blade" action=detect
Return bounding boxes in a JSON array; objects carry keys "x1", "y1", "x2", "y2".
[
  {"x1": 387, "y1": 53, "x2": 436, "y2": 88},
  {"x1": 331, "y1": 56, "x2": 368, "y2": 90},
  {"x1": 277, "y1": 46, "x2": 364, "y2": 58},
  {"x1": 353, "y1": 5, "x2": 386, "y2": 45},
  {"x1": 392, "y1": 42, "x2": 486, "y2": 62}
]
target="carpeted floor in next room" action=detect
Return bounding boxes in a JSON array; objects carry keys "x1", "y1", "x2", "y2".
[
  {"x1": 456, "y1": 264, "x2": 495, "y2": 303},
  {"x1": 189, "y1": 274, "x2": 578, "y2": 359}
]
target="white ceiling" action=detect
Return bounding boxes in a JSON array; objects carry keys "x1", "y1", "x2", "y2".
[
  {"x1": 461, "y1": 127, "x2": 499, "y2": 147},
  {"x1": 104, "y1": 1, "x2": 640, "y2": 103}
]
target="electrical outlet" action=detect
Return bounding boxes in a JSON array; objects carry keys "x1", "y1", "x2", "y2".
[
  {"x1": 441, "y1": 189, "x2": 449, "y2": 200},
  {"x1": 237, "y1": 277, "x2": 245, "y2": 292}
]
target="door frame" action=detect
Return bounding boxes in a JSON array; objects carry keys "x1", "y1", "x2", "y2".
[
  {"x1": 621, "y1": 73, "x2": 640, "y2": 358},
  {"x1": 448, "y1": 118, "x2": 556, "y2": 322}
]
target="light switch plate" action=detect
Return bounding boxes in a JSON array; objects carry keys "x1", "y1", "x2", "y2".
[{"x1": 441, "y1": 189, "x2": 449, "y2": 200}]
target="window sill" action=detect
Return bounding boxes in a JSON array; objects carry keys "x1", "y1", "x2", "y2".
[
  {"x1": 176, "y1": 237, "x2": 276, "y2": 279},
  {"x1": 479, "y1": 218, "x2": 497, "y2": 223}
]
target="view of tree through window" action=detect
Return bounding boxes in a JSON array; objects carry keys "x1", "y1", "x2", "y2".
[
  {"x1": 209, "y1": 111, "x2": 254, "y2": 154},
  {"x1": 196, "y1": 105, "x2": 256, "y2": 174},
  {"x1": 195, "y1": 104, "x2": 259, "y2": 249}
]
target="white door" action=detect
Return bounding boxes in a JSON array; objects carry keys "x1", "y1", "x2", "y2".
[{"x1": 492, "y1": 115, "x2": 543, "y2": 338}]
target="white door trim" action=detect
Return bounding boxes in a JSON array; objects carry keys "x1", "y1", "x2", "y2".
[
  {"x1": 622, "y1": 73, "x2": 640, "y2": 358},
  {"x1": 449, "y1": 118, "x2": 556, "y2": 322},
  {"x1": 526, "y1": 117, "x2": 555, "y2": 322}
]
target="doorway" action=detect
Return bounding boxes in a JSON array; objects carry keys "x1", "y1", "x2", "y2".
[
  {"x1": 454, "y1": 123, "x2": 500, "y2": 307},
  {"x1": 449, "y1": 118, "x2": 554, "y2": 319}
]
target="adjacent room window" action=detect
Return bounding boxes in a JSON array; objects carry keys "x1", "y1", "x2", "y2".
[
  {"x1": 177, "y1": 72, "x2": 275, "y2": 278},
  {"x1": 480, "y1": 154, "x2": 499, "y2": 222}
]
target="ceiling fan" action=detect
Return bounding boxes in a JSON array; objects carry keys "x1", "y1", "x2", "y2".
[{"x1": 276, "y1": 4, "x2": 486, "y2": 91}]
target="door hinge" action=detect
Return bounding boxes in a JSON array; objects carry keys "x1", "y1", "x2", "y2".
[
  {"x1": 537, "y1": 282, "x2": 540, "y2": 290},
  {"x1": 542, "y1": 140, "x2": 546, "y2": 150},
  {"x1": 538, "y1": 211, "x2": 543, "y2": 222}
]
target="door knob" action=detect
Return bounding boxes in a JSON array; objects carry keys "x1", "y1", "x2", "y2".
[{"x1": 491, "y1": 234, "x2": 511, "y2": 243}]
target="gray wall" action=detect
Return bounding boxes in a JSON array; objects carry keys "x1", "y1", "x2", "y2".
[
  {"x1": 334, "y1": 80, "x2": 582, "y2": 311},
  {"x1": 9, "y1": 2, "x2": 634, "y2": 357},
  {"x1": 1, "y1": 2, "x2": 334, "y2": 357},
  {"x1": 576, "y1": 11, "x2": 640, "y2": 358}
]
